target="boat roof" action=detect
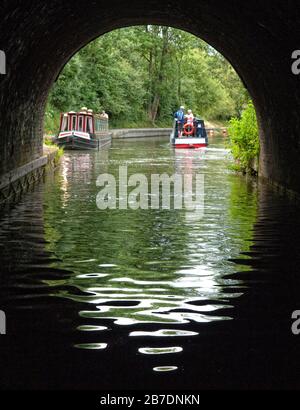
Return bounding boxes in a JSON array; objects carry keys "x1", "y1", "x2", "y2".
[{"x1": 66, "y1": 110, "x2": 93, "y2": 116}]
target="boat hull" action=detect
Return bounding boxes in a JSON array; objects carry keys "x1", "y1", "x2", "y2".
[
  {"x1": 171, "y1": 136, "x2": 208, "y2": 149},
  {"x1": 170, "y1": 118, "x2": 208, "y2": 149},
  {"x1": 56, "y1": 136, "x2": 98, "y2": 150},
  {"x1": 174, "y1": 142, "x2": 207, "y2": 149},
  {"x1": 54, "y1": 132, "x2": 111, "y2": 150}
]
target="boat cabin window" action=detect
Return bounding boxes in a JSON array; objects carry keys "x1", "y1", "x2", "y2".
[
  {"x1": 71, "y1": 115, "x2": 77, "y2": 131},
  {"x1": 95, "y1": 117, "x2": 108, "y2": 132},
  {"x1": 61, "y1": 115, "x2": 68, "y2": 132},
  {"x1": 86, "y1": 116, "x2": 94, "y2": 134},
  {"x1": 95, "y1": 118, "x2": 103, "y2": 132},
  {"x1": 78, "y1": 116, "x2": 84, "y2": 132}
]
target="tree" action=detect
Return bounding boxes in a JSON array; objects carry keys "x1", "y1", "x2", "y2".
[{"x1": 45, "y1": 25, "x2": 250, "y2": 132}]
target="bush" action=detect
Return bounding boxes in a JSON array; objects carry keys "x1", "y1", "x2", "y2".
[
  {"x1": 44, "y1": 105, "x2": 61, "y2": 135},
  {"x1": 228, "y1": 101, "x2": 259, "y2": 172}
]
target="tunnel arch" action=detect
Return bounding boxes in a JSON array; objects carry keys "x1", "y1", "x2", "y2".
[
  {"x1": 50, "y1": 23, "x2": 250, "y2": 128},
  {"x1": 0, "y1": 1, "x2": 297, "y2": 191}
]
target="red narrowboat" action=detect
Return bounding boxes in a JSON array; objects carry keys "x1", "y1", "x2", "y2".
[{"x1": 55, "y1": 108, "x2": 111, "y2": 150}]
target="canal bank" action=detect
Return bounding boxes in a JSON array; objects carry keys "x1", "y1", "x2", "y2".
[
  {"x1": 110, "y1": 128, "x2": 172, "y2": 139},
  {"x1": 110, "y1": 127, "x2": 227, "y2": 140},
  {"x1": 0, "y1": 145, "x2": 61, "y2": 208}
]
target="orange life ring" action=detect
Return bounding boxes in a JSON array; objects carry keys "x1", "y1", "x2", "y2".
[{"x1": 183, "y1": 122, "x2": 194, "y2": 136}]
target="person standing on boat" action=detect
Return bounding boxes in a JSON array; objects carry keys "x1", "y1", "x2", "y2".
[
  {"x1": 101, "y1": 110, "x2": 109, "y2": 120},
  {"x1": 174, "y1": 106, "x2": 185, "y2": 137},
  {"x1": 185, "y1": 109, "x2": 194, "y2": 124}
]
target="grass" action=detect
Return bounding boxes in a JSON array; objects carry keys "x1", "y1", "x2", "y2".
[{"x1": 43, "y1": 137, "x2": 64, "y2": 165}]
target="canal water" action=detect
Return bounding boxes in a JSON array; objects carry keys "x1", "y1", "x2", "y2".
[{"x1": 0, "y1": 135, "x2": 300, "y2": 389}]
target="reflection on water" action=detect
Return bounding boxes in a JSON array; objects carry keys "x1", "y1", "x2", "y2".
[
  {"x1": 153, "y1": 366, "x2": 178, "y2": 372},
  {"x1": 1, "y1": 135, "x2": 299, "y2": 389},
  {"x1": 44, "y1": 138, "x2": 255, "y2": 332},
  {"x1": 138, "y1": 346, "x2": 183, "y2": 355},
  {"x1": 130, "y1": 329, "x2": 199, "y2": 337},
  {"x1": 74, "y1": 343, "x2": 108, "y2": 350},
  {"x1": 41, "y1": 137, "x2": 255, "y2": 367}
]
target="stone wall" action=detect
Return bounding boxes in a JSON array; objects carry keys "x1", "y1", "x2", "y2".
[{"x1": 111, "y1": 128, "x2": 172, "y2": 139}]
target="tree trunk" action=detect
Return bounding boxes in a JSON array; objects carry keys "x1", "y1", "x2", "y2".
[
  {"x1": 149, "y1": 26, "x2": 169, "y2": 123},
  {"x1": 150, "y1": 94, "x2": 160, "y2": 122}
]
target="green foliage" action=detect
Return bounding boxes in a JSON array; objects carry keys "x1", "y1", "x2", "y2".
[
  {"x1": 44, "y1": 137, "x2": 54, "y2": 146},
  {"x1": 46, "y1": 26, "x2": 249, "y2": 133},
  {"x1": 44, "y1": 104, "x2": 61, "y2": 135},
  {"x1": 55, "y1": 147, "x2": 64, "y2": 161},
  {"x1": 228, "y1": 101, "x2": 259, "y2": 172}
]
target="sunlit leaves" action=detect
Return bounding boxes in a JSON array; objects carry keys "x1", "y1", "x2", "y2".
[
  {"x1": 228, "y1": 101, "x2": 259, "y2": 171},
  {"x1": 46, "y1": 26, "x2": 248, "y2": 130}
]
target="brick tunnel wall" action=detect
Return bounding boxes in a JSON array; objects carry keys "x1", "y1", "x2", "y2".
[{"x1": 0, "y1": 0, "x2": 298, "y2": 191}]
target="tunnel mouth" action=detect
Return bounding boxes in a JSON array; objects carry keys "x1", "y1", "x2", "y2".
[
  {"x1": 44, "y1": 24, "x2": 251, "y2": 138},
  {"x1": 0, "y1": 1, "x2": 297, "y2": 193}
]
